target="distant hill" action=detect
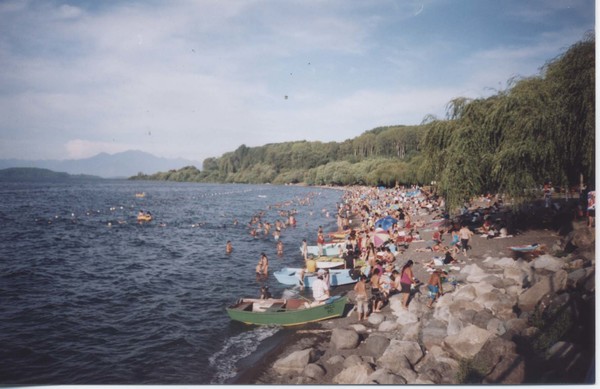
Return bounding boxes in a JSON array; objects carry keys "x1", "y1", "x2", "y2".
[
  {"x1": 0, "y1": 167, "x2": 102, "y2": 182},
  {"x1": 0, "y1": 150, "x2": 200, "y2": 178}
]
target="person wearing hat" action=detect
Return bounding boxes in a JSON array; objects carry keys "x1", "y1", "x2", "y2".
[
  {"x1": 427, "y1": 269, "x2": 447, "y2": 308},
  {"x1": 311, "y1": 269, "x2": 330, "y2": 304}
]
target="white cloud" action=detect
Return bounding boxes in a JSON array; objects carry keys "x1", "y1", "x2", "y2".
[{"x1": 0, "y1": 0, "x2": 594, "y2": 162}]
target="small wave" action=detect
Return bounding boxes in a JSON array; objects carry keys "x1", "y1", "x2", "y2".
[{"x1": 208, "y1": 326, "x2": 280, "y2": 384}]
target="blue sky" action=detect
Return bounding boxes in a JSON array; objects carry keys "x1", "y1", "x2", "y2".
[{"x1": 0, "y1": 0, "x2": 594, "y2": 162}]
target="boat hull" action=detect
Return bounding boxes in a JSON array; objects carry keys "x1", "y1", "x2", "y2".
[
  {"x1": 226, "y1": 296, "x2": 347, "y2": 326},
  {"x1": 301, "y1": 243, "x2": 344, "y2": 257},
  {"x1": 273, "y1": 267, "x2": 357, "y2": 287}
]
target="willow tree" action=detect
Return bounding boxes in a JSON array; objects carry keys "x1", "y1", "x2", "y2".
[{"x1": 543, "y1": 33, "x2": 595, "y2": 188}]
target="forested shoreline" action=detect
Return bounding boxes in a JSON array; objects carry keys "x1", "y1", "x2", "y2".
[{"x1": 131, "y1": 34, "x2": 594, "y2": 211}]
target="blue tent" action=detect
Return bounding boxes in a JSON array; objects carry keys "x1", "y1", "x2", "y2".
[{"x1": 375, "y1": 216, "x2": 398, "y2": 231}]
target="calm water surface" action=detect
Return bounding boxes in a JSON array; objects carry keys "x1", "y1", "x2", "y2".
[{"x1": 0, "y1": 181, "x2": 343, "y2": 384}]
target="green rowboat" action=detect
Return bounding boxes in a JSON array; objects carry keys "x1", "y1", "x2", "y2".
[{"x1": 226, "y1": 295, "x2": 347, "y2": 326}]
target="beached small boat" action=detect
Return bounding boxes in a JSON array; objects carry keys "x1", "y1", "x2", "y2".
[
  {"x1": 301, "y1": 243, "x2": 344, "y2": 257},
  {"x1": 226, "y1": 295, "x2": 347, "y2": 326},
  {"x1": 509, "y1": 243, "x2": 542, "y2": 252},
  {"x1": 274, "y1": 267, "x2": 357, "y2": 287}
]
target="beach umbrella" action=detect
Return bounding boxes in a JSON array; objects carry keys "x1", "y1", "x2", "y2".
[
  {"x1": 372, "y1": 230, "x2": 391, "y2": 247},
  {"x1": 375, "y1": 216, "x2": 398, "y2": 231}
]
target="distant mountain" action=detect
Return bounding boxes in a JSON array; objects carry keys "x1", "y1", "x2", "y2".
[
  {"x1": 0, "y1": 167, "x2": 102, "y2": 182},
  {"x1": 0, "y1": 150, "x2": 200, "y2": 178}
]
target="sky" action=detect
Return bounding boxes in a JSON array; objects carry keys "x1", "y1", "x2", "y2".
[{"x1": 0, "y1": 0, "x2": 595, "y2": 163}]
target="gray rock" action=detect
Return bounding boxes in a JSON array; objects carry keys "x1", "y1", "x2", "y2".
[
  {"x1": 396, "y1": 310, "x2": 419, "y2": 325},
  {"x1": 364, "y1": 334, "x2": 390, "y2": 357},
  {"x1": 368, "y1": 368, "x2": 407, "y2": 384},
  {"x1": 326, "y1": 355, "x2": 345, "y2": 365},
  {"x1": 567, "y1": 267, "x2": 594, "y2": 289},
  {"x1": 273, "y1": 348, "x2": 316, "y2": 374},
  {"x1": 401, "y1": 321, "x2": 422, "y2": 342},
  {"x1": 378, "y1": 339, "x2": 424, "y2": 367},
  {"x1": 379, "y1": 319, "x2": 399, "y2": 332},
  {"x1": 503, "y1": 267, "x2": 528, "y2": 288},
  {"x1": 343, "y1": 354, "x2": 366, "y2": 368},
  {"x1": 458, "y1": 308, "x2": 477, "y2": 324},
  {"x1": 473, "y1": 336, "x2": 517, "y2": 374},
  {"x1": 520, "y1": 326, "x2": 540, "y2": 338},
  {"x1": 348, "y1": 323, "x2": 369, "y2": 334},
  {"x1": 486, "y1": 317, "x2": 506, "y2": 336},
  {"x1": 378, "y1": 354, "x2": 417, "y2": 382},
  {"x1": 367, "y1": 312, "x2": 385, "y2": 325},
  {"x1": 452, "y1": 284, "x2": 477, "y2": 301},
  {"x1": 481, "y1": 275, "x2": 506, "y2": 288},
  {"x1": 443, "y1": 324, "x2": 494, "y2": 359},
  {"x1": 518, "y1": 270, "x2": 568, "y2": 311},
  {"x1": 422, "y1": 319, "x2": 448, "y2": 349},
  {"x1": 483, "y1": 354, "x2": 525, "y2": 384},
  {"x1": 533, "y1": 255, "x2": 565, "y2": 272},
  {"x1": 303, "y1": 363, "x2": 325, "y2": 379},
  {"x1": 332, "y1": 363, "x2": 373, "y2": 384},
  {"x1": 447, "y1": 315, "x2": 464, "y2": 336},
  {"x1": 504, "y1": 318, "x2": 529, "y2": 335},
  {"x1": 330, "y1": 328, "x2": 360, "y2": 350},
  {"x1": 472, "y1": 309, "x2": 495, "y2": 329}
]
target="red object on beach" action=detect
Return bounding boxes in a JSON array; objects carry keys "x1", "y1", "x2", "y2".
[{"x1": 372, "y1": 230, "x2": 390, "y2": 247}]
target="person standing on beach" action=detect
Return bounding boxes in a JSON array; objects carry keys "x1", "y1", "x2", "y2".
[
  {"x1": 353, "y1": 274, "x2": 369, "y2": 320},
  {"x1": 459, "y1": 224, "x2": 474, "y2": 257},
  {"x1": 400, "y1": 260, "x2": 417, "y2": 309},
  {"x1": 427, "y1": 270, "x2": 446, "y2": 308}
]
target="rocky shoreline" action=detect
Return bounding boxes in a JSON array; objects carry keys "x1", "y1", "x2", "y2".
[{"x1": 241, "y1": 199, "x2": 595, "y2": 385}]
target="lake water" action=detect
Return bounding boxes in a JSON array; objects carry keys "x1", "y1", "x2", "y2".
[{"x1": 0, "y1": 180, "x2": 344, "y2": 384}]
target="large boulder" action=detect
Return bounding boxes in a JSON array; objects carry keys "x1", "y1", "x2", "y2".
[
  {"x1": 472, "y1": 309, "x2": 495, "y2": 330},
  {"x1": 379, "y1": 319, "x2": 399, "y2": 332},
  {"x1": 378, "y1": 339, "x2": 424, "y2": 367},
  {"x1": 483, "y1": 354, "x2": 525, "y2": 384},
  {"x1": 303, "y1": 363, "x2": 325, "y2": 379},
  {"x1": 443, "y1": 325, "x2": 494, "y2": 359},
  {"x1": 364, "y1": 335, "x2": 390, "y2": 357},
  {"x1": 472, "y1": 336, "x2": 517, "y2": 375},
  {"x1": 567, "y1": 267, "x2": 594, "y2": 289},
  {"x1": 332, "y1": 363, "x2": 374, "y2": 384},
  {"x1": 330, "y1": 328, "x2": 360, "y2": 350},
  {"x1": 401, "y1": 321, "x2": 422, "y2": 342},
  {"x1": 396, "y1": 310, "x2": 419, "y2": 326},
  {"x1": 452, "y1": 284, "x2": 477, "y2": 301},
  {"x1": 273, "y1": 348, "x2": 316, "y2": 374},
  {"x1": 422, "y1": 320, "x2": 448, "y2": 349},
  {"x1": 368, "y1": 368, "x2": 407, "y2": 385},
  {"x1": 518, "y1": 270, "x2": 568, "y2": 311},
  {"x1": 503, "y1": 267, "x2": 529, "y2": 288},
  {"x1": 367, "y1": 312, "x2": 385, "y2": 326},
  {"x1": 533, "y1": 255, "x2": 565, "y2": 272}
]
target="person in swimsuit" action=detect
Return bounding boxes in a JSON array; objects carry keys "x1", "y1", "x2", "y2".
[
  {"x1": 255, "y1": 253, "x2": 269, "y2": 279},
  {"x1": 400, "y1": 260, "x2": 417, "y2": 309}
]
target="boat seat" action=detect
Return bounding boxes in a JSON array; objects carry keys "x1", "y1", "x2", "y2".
[
  {"x1": 237, "y1": 302, "x2": 253, "y2": 311},
  {"x1": 285, "y1": 299, "x2": 305, "y2": 310},
  {"x1": 265, "y1": 302, "x2": 285, "y2": 312}
]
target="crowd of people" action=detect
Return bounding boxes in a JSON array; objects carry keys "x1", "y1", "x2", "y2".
[{"x1": 294, "y1": 185, "x2": 468, "y2": 316}]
